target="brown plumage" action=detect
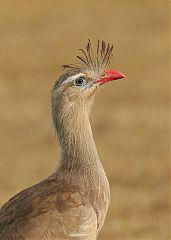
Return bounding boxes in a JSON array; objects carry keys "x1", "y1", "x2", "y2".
[{"x1": 0, "y1": 40, "x2": 126, "y2": 240}]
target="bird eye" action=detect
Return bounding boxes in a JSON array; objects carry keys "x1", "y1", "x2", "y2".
[{"x1": 74, "y1": 77, "x2": 85, "y2": 86}]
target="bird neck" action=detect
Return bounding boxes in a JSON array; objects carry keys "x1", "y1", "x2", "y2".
[
  {"x1": 52, "y1": 105, "x2": 110, "y2": 219},
  {"x1": 54, "y1": 107, "x2": 103, "y2": 177}
]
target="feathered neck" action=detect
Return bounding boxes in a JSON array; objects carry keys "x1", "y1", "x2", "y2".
[{"x1": 52, "y1": 100, "x2": 100, "y2": 176}]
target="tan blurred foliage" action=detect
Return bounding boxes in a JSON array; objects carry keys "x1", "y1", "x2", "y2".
[{"x1": 0, "y1": 1, "x2": 169, "y2": 239}]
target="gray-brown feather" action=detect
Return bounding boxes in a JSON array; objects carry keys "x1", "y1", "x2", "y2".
[
  {"x1": 0, "y1": 40, "x2": 111, "y2": 240},
  {"x1": 0, "y1": 177, "x2": 100, "y2": 240}
]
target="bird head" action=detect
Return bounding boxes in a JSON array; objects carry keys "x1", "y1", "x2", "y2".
[{"x1": 51, "y1": 40, "x2": 126, "y2": 126}]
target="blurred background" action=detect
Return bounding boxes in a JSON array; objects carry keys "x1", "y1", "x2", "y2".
[{"x1": 0, "y1": 1, "x2": 169, "y2": 239}]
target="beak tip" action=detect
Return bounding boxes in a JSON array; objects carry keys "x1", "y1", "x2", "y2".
[{"x1": 123, "y1": 75, "x2": 127, "y2": 80}]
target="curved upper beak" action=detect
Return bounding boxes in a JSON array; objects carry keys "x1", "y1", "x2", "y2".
[{"x1": 95, "y1": 69, "x2": 127, "y2": 85}]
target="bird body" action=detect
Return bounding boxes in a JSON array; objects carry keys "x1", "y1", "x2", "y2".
[
  {"x1": 0, "y1": 40, "x2": 125, "y2": 239},
  {"x1": 0, "y1": 177, "x2": 109, "y2": 239}
]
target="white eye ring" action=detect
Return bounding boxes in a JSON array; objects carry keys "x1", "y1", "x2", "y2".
[{"x1": 74, "y1": 77, "x2": 86, "y2": 86}]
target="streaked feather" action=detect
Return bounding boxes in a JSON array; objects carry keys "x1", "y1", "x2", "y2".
[{"x1": 62, "y1": 40, "x2": 114, "y2": 74}]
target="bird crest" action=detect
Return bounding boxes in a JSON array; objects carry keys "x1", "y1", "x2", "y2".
[{"x1": 62, "y1": 40, "x2": 113, "y2": 74}]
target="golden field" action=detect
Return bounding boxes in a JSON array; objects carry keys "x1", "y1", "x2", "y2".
[{"x1": 0, "y1": 1, "x2": 169, "y2": 239}]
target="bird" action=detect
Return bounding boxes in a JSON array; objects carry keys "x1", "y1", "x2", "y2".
[{"x1": 0, "y1": 40, "x2": 126, "y2": 240}]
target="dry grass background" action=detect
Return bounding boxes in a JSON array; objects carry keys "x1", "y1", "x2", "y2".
[{"x1": 0, "y1": 1, "x2": 169, "y2": 239}]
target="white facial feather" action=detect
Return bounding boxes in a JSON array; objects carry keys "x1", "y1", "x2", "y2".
[{"x1": 64, "y1": 73, "x2": 86, "y2": 84}]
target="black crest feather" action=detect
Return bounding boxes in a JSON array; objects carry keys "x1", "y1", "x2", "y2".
[{"x1": 61, "y1": 40, "x2": 113, "y2": 73}]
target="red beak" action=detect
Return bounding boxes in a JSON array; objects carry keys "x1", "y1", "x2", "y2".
[{"x1": 95, "y1": 69, "x2": 127, "y2": 85}]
